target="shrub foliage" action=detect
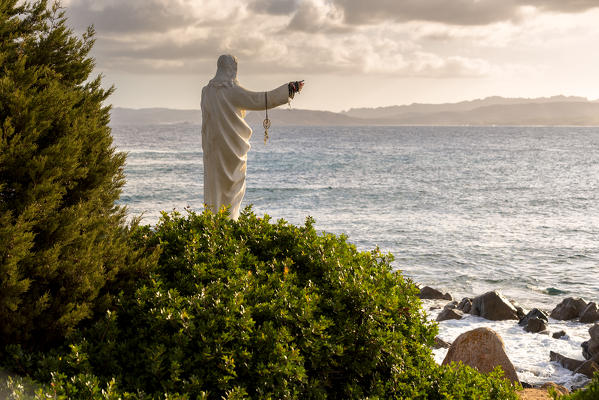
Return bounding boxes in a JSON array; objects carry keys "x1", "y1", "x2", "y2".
[{"x1": 3, "y1": 209, "x2": 518, "y2": 399}]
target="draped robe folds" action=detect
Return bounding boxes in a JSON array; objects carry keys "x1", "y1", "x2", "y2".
[{"x1": 201, "y1": 62, "x2": 290, "y2": 220}]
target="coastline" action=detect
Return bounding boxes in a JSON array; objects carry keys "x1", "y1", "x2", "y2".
[{"x1": 417, "y1": 286, "x2": 597, "y2": 391}]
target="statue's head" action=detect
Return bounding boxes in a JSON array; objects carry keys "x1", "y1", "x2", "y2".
[{"x1": 216, "y1": 54, "x2": 238, "y2": 80}]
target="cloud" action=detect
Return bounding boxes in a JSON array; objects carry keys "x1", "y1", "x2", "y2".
[
  {"x1": 331, "y1": 0, "x2": 516, "y2": 26},
  {"x1": 249, "y1": 0, "x2": 299, "y2": 15},
  {"x1": 64, "y1": 0, "x2": 195, "y2": 33},
  {"x1": 61, "y1": 0, "x2": 599, "y2": 82},
  {"x1": 520, "y1": 0, "x2": 599, "y2": 13},
  {"x1": 286, "y1": 0, "x2": 349, "y2": 33},
  {"x1": 300, "y1": 0, "x2": 599, "y2": 28}
]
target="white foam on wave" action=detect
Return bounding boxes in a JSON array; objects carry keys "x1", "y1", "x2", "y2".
[{"x1": 424, "y1": 300, "x2": 592, "y2": 390}]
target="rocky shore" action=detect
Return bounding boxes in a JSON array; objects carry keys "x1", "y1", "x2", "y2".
[{"x1": 418, "y1": 285, "x2": 599, "y2": 397}]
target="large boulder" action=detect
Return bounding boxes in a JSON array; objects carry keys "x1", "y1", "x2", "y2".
[
  {"x1": 580, "y1": 302, "x2": 599, "y2": 323},
  {"x1": 442, "y1": 327, "x2": 519, "y2": 383},
  {"x1": 436, "y1": 308, "x2": 463, "y2": 322},
  {"x1": 582, "y1": 324, "x2": 599, "y2": 360},
  {"x1": 550, "y1": 297, "x2": 587, "y2": 320},
  {"x1": 418, "y1": 286, "x2": 452, "y2": 301},
  {"x1": 470, "y1": 291, "x2": 520, "y2": 321}
]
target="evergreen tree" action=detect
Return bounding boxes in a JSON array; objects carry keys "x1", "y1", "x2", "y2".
[{"x1": 0, "y1": 0, "x2": 153, "y2": 351}]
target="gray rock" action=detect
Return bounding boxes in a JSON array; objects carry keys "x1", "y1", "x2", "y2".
[
  {"x1": 457, "y1": 297, "x2": 472, "y2": 314},
  {"x1": 550, "y1": 351, "x2": 585, "y2": 371},
  {"x1": 510, "y1": 299, "x2": 527, "y2": 319},
  {"x1": 444, "y1": 301, "x2": 458, "y2": 310},
  {"x1": 519, "y1": 308, "x2": 549, "y2": 327},
  {"x1": 434, "y1": 336, "x2": 451, "y2": 349},
  {"x1": 580, "y1": 302, "x2": 599, "y2": 323},
  {"x1": 436, "y1": 308, "x2": 464, "y2": 322},
  {"x1": 550, "y1": 297, "x2": 587, "y2": 320},
  {"x1": 524, "y1": 318, "x2": 548, "y2": 333},
  {"x1": 573, "y1": 360, "x2": 599, "y2": 379},
  {"x1": 582, "y1": 324, "x2": 599, "y2": 360},
  {"x1": 418, "y1": 286, "x2": 452, "y2": 301},
  {"x1": 470, "y1": 291, "x2": 519, "y2": 321},
  {"x1": 552, "y1": 330, "x2": 567, "y2": 339}
]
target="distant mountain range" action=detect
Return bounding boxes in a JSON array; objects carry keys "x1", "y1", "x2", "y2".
[{"x1": 110, "y1": 96, "x2": 599, "y2": 126}]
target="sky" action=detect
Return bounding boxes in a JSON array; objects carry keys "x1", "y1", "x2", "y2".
[{"x1": 62, "y1": 0, "x2": 599, "y2": 112}]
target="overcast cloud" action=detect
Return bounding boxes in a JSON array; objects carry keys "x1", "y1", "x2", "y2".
[{"x1": 60, "y1": 0, "x2": 599, "y2": 110}]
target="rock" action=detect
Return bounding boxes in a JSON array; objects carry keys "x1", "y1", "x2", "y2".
[
  {"x1": 418, "y1": 286, "x2": 452, "y2": 301},
  {"x1": 524, "y1": 318, "x2": 548, "y2": 333},
  {"x1": 436, "y1": 308, "x2": 464, "y2": 322},
  {"x1": 550, "y1": 297, "x2": 587, "y2": 320},
  {"x1": 540, "y1": 382, "x2": 569, "y2": 396},
  {"x1": 518, "y1": 388, "x2": 552, "y2": 400},
  {"x1": 580, "y1": 302, "x2": 599, "y2": 323},
  {"x1": 573, "y1": 360, "x2": 599, "y2": 379},
  {"x1": 444, "y1": 301, "x2": 458, "y2": 310},
  {"x1": 434, "y1": 336, "x2": 451, "y2": 349},
  {"x1": 510, "y1": 299, "x2": 527, "y2": 319},
  {"x1": 519, "y1": 308, "x2": 549, "y2": 327},
  {"x1": 552, "y1": 330, "x2": 567, "y2": 339},
  {"x1": 582, "y1": 324, "x2": 599, "y2": 360},
  {"x1": 470, "y1": 291, "x2": 520, "y2": 321},
  {"x1": 550, "y1": 351, "x2": 585, "y2": 372},
  {"x1": 442, "y1": 327, "x2": 519, "y2": 383},
  {"x1": 457, "y1": 297, "x2": 472, "y2": 313}
]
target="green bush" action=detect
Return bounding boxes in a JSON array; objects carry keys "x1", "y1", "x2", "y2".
[
  {"x1": 0, "y1": 0, "x2": 154, "y2": 351},
  {"x1": 2, "y1": 209, "x2": 518, "y2": 399},
  {"x1": 75, "y1": 208, "x2": 441, "y2": 398}
]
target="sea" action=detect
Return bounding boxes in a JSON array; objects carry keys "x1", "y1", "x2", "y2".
[{"x1": 112, "y1": 124, "x2": 599, "y2": 389}]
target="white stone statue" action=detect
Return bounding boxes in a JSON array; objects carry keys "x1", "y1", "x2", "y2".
[{"x1": 201, "y1": 54, "x2": 303, "y2": 219}]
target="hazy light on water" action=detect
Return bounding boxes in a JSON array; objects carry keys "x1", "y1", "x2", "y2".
[{"x1": 113, "y1": 124, "x2": 599, "y2": 309}]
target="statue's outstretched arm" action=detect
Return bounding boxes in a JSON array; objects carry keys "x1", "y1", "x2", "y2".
[{"x1": 230, "y1": 84, "x2": 290, "y2": 111}]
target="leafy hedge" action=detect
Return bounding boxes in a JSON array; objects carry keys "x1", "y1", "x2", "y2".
[{"x1": 2, "y1": 209, "x2": 519, "y2": 399}]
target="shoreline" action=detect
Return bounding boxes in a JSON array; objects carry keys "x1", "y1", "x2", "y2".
[{"x1": 418, "y1": 285, "x2": 597, "y2": 391}]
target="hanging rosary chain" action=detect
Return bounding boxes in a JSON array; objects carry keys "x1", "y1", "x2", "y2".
[{"x1": 263, "y1": 92, "x2": 271, "y2": 144}]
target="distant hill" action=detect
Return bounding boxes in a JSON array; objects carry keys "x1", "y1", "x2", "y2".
[
  {"x1": 342, "y1": 95, "x2": 590, "y2": 119},
  {"x1": 110, "y1": 96, "x2": 599, "y2": 126},
  {"x1": 110, "y1": 108, "x2": 201, "y2": 125}
]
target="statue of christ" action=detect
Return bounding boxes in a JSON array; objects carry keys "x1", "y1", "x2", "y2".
[{"x1": 201, "y1": 54, "x2": 303, "y2": 219}]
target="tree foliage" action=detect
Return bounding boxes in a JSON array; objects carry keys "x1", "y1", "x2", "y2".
[{"x1": 0, "y1": 0, "x2": 153, "y2": 350}]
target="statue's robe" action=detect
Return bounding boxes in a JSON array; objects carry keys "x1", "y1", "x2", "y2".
[{"x1": 201, "y1": 62, "x2": 290, "y2": 219}]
